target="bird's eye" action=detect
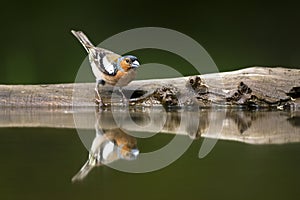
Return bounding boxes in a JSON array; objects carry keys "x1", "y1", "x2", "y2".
[{"x1": 125, "y1": 59, "x2": 130, "y2": 63}]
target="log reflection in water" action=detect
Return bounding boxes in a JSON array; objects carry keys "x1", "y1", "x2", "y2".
[
  {"x1": 73, "y1": 108, "x2": 300, "y2": 145},
  {"x1": 0, "y1": 107, "x2": 299, "y2": 144}
]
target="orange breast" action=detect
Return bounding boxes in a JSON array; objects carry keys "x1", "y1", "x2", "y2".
[
  {"x1": 105, "y1": 128, "x2": 138, "y2": 158},
  {"x1": 102, "y1": 70, "x2": 136, "y2": 86},
  {"x1": 101, "y1": 71, "x2": 126, "y2": 85}
]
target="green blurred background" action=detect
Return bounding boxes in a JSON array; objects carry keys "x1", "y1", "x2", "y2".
[{"x1": 0, "y1": 0, "x2": 300, "y2": 84}]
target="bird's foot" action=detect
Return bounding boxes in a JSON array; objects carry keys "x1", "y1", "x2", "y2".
[
  {"x1": 94, "y1": 88, "x2": 107, "y2": 107},
  {"x1": 95, "y1": 98, "x2": 107, "y2": 107}
]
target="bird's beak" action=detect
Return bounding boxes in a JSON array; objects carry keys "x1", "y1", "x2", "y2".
[
  {"x1": 126, "y1": 148, "x2": 139, "y2": 160},
  {"x1": 131, "y1": 60, "x2": 140, "y2": 68}
]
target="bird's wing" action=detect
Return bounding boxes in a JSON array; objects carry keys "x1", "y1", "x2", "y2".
[{"x1": 89, "y1": 47, "x2": 121, "y2": 76}]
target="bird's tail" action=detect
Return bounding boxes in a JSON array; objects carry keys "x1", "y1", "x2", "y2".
[
  {"x1": 71, "y1": 155, "x2": 99, "y2": 182},
  {"x1": 71, "y1": 30, "x2": 95, "y2": 53}
]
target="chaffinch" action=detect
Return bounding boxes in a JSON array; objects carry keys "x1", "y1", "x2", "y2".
[
  {"x1": 72, "y1": 127, "x2": 139, "y2": 182},
  {"x1": 71, "y1": 30, "x2": 140, "y2": 106}
]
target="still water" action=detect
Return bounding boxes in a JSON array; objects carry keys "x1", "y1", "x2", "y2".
[{"x1": 0, "y1": 108, "x2": 299, "y2": 200}]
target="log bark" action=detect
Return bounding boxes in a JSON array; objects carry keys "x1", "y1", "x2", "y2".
[{"x1": 0, "y1": 67, "x2": 299, "y2": 109}]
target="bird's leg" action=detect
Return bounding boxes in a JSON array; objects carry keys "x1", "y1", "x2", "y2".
[
  {"x1": 119, "y1": 87, "x2": 128, "y2": 106},
  {"x1": 95, "y1": 79, "x2": 106, "y2": 107}
]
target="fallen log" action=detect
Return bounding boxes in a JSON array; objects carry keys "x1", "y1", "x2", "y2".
[{"x1": 0, "y1": 67, "x2": 299, "y2": 109}]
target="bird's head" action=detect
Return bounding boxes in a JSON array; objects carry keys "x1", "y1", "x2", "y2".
[
  {"x1": 118, "y1": 55, "x2": 140, "y2": 72},
  {"x1": 118, "y1": 145, "x2": 139, "y2": 161}
]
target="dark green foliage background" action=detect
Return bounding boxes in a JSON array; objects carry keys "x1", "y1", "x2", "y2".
[{"x1": 0, "y1": 0, "x2": 299, "y2": 84}]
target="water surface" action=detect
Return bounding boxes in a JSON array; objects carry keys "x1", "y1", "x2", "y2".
[{"x1": 0, "y1": 108, "x2": 299, "y2": 200}]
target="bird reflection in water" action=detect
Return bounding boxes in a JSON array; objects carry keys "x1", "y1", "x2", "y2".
[
  {"x1": 72, "y1": 113, "x2": 139, "y2": 182},
  {"x1": 72, "y1": 107, "x2": 209, "y2": 181}
]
